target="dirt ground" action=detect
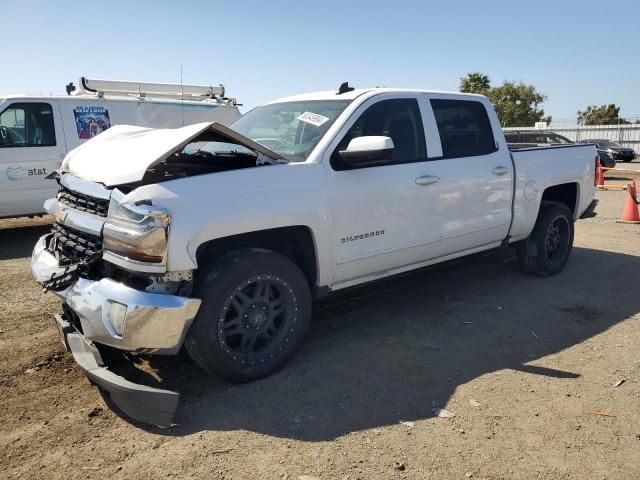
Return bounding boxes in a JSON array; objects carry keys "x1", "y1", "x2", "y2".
[{"x1": 1, "y1": 168, "x2": 640, "y2": 480}]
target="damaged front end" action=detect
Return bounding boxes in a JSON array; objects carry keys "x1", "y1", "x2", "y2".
[
  {"x1": 31, "y1": 174, "x2": 201, "y2": 427},
  {"x1": 31, "y1": 122, "x2": 286, "y2": 426}
]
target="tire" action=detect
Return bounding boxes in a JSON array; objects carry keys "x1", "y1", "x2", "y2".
[
  {"x1": 185, "y1": 248, "x2": 312, "y2": 382},
  {"x1": 517, "y1": 202, "x2": 574, "y2": 276}
]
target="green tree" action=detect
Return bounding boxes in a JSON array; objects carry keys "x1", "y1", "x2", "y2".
[
  {"x1": 577, "y1": 104, "x2": 628, "y2": 125},
  {"x1": 459, "y1": 73, "x2": 551, "y2": 127},
  {"x1": 459, "y1": 72, "x2": 490, "y2": 94}
]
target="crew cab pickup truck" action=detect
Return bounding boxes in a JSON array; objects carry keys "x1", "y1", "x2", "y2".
[{"x1": 30, "y1": 86, "x2": 599, "y2": 426}]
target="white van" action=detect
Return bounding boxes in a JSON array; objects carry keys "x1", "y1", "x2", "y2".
[{"x1": 0, "y1": 77, "x2": 241, "y2": 218}]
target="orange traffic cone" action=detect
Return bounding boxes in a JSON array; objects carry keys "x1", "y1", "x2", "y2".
[
  {"x1": 617, "y1": 180, "x2": 640, "y2": 224},
  {"x1": 596, "y1": 160, "x2": 605, "y2": 188}
]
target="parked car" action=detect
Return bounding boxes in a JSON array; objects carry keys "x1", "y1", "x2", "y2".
[
  {"x1": 0, "y1": 77, "x2": 241, "y2": 218},
  {"x1": 577, "y1": 139, "x2": 636, "y2": 162},
  {"x1": 31, "y1": 85, "x2": 599, "y2": 426},
  {"x1": 504, "y1": 130, "x2": 615, "y2": 167},
  {"x1": 503, "y1": 130, "x2": 573, "y2": 147}
]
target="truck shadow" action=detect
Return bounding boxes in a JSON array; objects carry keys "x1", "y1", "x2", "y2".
[
  {"x1": 0, "y1": 223, "x2": 51, "y2": 261},
  {"x1": 115, "y1": 246, "x2": 640, "y2": 441}
]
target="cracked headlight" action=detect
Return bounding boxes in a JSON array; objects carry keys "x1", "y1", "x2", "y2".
[{"x1": 103, "y1": 190, "x2": 170, "y2": 271}]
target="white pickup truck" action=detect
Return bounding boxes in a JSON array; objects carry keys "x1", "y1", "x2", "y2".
[{"x1": 30, "y1": 85, "x2": 598, "y2": 426}]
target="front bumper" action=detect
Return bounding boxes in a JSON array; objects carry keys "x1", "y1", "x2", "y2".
[
  {"x1": 31, "y1": 235, "x2": 201, "y2": 354},
  {"x1": 613, "y1": 152, "x2": 636, "y2": 161},
  {"x1": 31, "y1": 233, "x2": 202, "y2": 427},
  {"x1": 55, "y1": 313, "x2": 179, "y2": 427}
]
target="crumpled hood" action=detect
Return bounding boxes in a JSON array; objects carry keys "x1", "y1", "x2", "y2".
[{"x1": 60, "y1": 122, "x2": 282, "y2": 187}]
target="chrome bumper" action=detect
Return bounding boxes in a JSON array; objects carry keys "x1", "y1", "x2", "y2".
[{"x1": 31, "y1": 234, "x2": 201, "y2": 354}]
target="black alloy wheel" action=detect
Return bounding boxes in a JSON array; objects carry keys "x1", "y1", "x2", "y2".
[
  {"x1": 185, "y1": 249, "x2": 312, "y2": 382},
  {"x1": 218, "y1": 275, "x2": 299, "y2": 365},
  {"x1": 517, "y1": 202, "x2": 574, "y2": 276}
]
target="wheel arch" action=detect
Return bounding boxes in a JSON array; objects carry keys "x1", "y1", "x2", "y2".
[
  {"x1": 194, "y1": 226, "x2": 320, "y2": 293},
  {"x1": 540, "y1": 182, "x2": 579, "y2": 217}
]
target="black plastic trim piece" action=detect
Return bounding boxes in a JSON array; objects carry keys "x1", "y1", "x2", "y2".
[
  {"x1": 579, "y1": 199, "x2": 599, "y2": 219},
  {"x1": 314, "y1": 285, "x2": 331, "y2": 299},
  {"x1": 54, "y1": 314, "x2": 179, "y2": 427},
  {"x1": 80, "y1": 77, "x2": 96, "y2": 93}
]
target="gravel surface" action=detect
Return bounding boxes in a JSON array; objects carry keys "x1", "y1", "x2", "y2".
[{"x1": 1, "y1": 169, "x2": 640, "y2": 479}]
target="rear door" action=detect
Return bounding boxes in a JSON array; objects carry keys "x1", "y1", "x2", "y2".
[
  {"x1": 0, "y1": 100, "x2": 66, "y2": 216},
  {"x1": 426, "y1": 97, "x2": 513, "y2": 255}
]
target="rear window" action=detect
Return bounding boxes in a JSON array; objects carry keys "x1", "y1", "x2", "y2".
[{"x1": 431, "y1": 99, "x2": 496, "y2": 158}]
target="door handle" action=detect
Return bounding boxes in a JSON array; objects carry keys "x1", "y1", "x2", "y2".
[
  {"x1": 492, "y1": 166, "x2": 509, "y2": 176},
  {"x1": 415, "y1": 175, "x2": 440, "y2": 186}
]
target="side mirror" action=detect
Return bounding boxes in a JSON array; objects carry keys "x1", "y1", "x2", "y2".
[{"x1": 337, "y1": 136, "x2": 394, "y2": 168}]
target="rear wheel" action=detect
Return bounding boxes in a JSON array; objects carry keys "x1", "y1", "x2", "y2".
[
  {"x1": 185, "y1": 249, "x2": 311, "y2": 382},
  {"x1": 517, "y1": 202, "x2": 574, "y2": 276}
]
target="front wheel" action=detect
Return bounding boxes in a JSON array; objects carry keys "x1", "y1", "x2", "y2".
[
  {"x1": 517, "y1": 202, "x2": 574, "y2": 276},
  {"x1": 185, "y1": 249, "x2": 312, "y2": 382}
]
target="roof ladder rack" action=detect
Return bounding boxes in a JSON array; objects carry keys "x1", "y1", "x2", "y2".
[{"x1": 66, "y1": 77, "x2": 235, "y2": 104}]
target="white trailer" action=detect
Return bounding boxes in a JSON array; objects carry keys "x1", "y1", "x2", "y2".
[{"x1": 0, "y1": 77, "x2": 241, "y2": 218}]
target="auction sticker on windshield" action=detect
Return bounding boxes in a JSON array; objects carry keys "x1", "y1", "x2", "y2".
[{"x1": 297, "y1": 111, "x2": 330, "y2": 127}]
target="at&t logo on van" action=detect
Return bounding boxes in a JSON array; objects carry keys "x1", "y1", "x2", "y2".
[
  {"x1": 6, "y1": 165, "x2": 25, "y2": 181},
  {"x1": 4, "y1": 165, "x2": 48, "y2": 181}
]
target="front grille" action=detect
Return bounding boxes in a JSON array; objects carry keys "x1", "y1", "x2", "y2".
[
  {"x1": 57, "y1": 185, "x2": 110, "y2": 217},
  {"x1": 51, "y1": 223, "x2": 103, "y2": 265}
]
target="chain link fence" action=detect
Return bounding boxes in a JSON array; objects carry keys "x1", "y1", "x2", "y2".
[{"x1": 504, "y1": 117, "x2": 640, "y2": 150}]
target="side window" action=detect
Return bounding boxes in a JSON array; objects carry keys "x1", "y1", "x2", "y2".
[
  {"x1": 331, "y1": 98, "x2": 426, "y2": 169},
  {"x1": 530, "y1": 133, "x2": 545, "y2": 144},
  {"x1": 0, "y1": 103, "x2": 56, "y2": 147},
  {"x1": 430, "y1": 99, "x2": 496, "y2": 158}
]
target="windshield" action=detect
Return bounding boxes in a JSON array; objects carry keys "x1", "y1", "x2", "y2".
[{"x1": 230, "y1": 100, "x2": 351, "y2": 162}]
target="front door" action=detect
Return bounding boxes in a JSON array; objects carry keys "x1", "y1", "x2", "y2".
[
  {"x1": 326, "y1": 96, "x2": 443, "y2": 286},
  {"x1": 0, "y1": 100, "x2": 66, "y2": 217}
]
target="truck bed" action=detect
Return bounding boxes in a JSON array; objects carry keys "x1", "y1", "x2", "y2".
[{"x1": 508, "y1": 143, "x2": 597, "y2": 242}]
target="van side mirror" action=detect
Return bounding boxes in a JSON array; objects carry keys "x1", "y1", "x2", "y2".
[{"x1": 337, "y1": 136, "x2": 394, "y2": 168}]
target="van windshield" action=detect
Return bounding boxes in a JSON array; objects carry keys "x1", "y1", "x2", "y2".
[{"x1": 230, "y1": 100, "x2": 351, "y2": 162}]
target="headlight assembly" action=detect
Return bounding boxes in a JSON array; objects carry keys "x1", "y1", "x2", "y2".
[{"x1": 103, "y1": 190, "x2": 170, "y2": 272}]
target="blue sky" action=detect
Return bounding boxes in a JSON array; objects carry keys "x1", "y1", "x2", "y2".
[{"x1": 2, "y1": 0, "x2": 638, "y2": 122}]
